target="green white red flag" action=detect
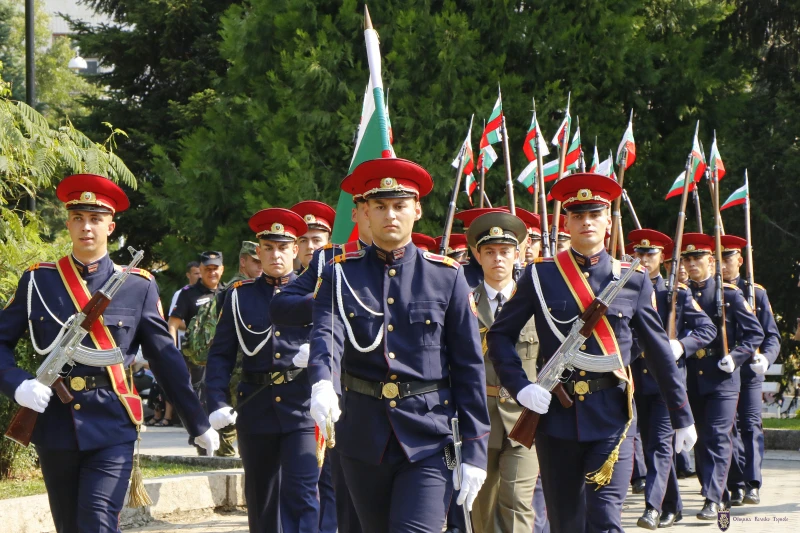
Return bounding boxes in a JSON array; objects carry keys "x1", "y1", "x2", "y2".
[
  {"x1": 452, "y1": 118, "x2": 476, "y2": 199},
  {"x1": 595, "y1": 154, "x2": 614, "y2": 178},
  {"x1": 689, "y1": 122, "x2": 707, "y2": 182},
  {"x1": 564, "y1": 127, "x2": 581, "y2": 170},
  {"x1": 523, "y1": 108, "x2": 550, "y2": 162},
  {"x1": 708, "y1": 137, "x2": 725, "y2": 180},
  {"x1": 665, "y1": 171, "x2": 697, "y2": 200},
  {"x1": 616, "y1": 112, "x2": 636, "y2": 169},
  {"x1": 517, "y1": 161, "x2": 537, "y2": 193},
  {"x1": 721, "y1": 180, "x2": 748, "y2": 210},
  {"x1": 551, "y1": 94, "x2": 571, "y2": 147},
  {"x1": 479, "y1": 91, "x2": 503, "y2": 171},
  {"x1": 589, "y1": 141, "x2": 599, "y2": 172}
]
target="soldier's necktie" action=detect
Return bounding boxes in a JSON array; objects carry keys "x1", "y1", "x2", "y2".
[{"x1": 494, "y1": 293, "x2": 505, "y2": 319}]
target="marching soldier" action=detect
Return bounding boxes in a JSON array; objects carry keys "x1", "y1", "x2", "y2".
[
  {"x1": 515, "y1": 208, "x2": 542, "y2": 264},
  {"x1": 454, "y1": 207, "x2": 505, "y2": 288},
  {"x1": 719, "y1": 235, "x2": 781, "y2": 506},
  {"x1": 412, "y1": 233, "x2": 438, "y2": 252},
  {"x1": 307, "y1": 157, "x2": 490, "y2": 532},
  {"x1": 0, "y1": 174, "x2": 218, "y2": 532},
  {"x1": 628, "y1": 229, "x2": 717, "y2": 529},
  {"x1": 680, "y1": 233, "x2": 764, "y2": 519},
  {"x1": 205, "y1": 208, "x2": 320, "y2": 532},
  {"x1": 466, "y1": 212, "x2": 540, "y2": 533},
  {"x1": 487, "y1": 173, "x2": 697, "y2": 533},
  {"x1": 435, "y1": 233, "x2": 469, "y2": 263},
  {"x1": 546, "y1": 213, "x2": 571, "y2": 253},
  {"x1": 292, "y1": 201, "x2": 337, "y2": 272}
]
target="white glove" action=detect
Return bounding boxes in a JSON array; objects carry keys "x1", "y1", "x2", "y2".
[
  {"x1": 669, "y1": 339, "x2": 684, "y2": 362},
  {"x1": 194, "y1": 427, "x2": 220, "y2": 455},
  {"x1": 209, "y1": 407, "x2": 237, "y2": 430},
  {"x1": 292, "y1": 343, "x2": 310, "y2": 368},
  {"x1": 750, "y1": 353, "x2": 769, "y2": 375},
  {"x1": 717, "y1": 354, "x2": 735, "y2": 374},
  {"x1": 453, "y1": 462, "x2": 487, "y2": 512},
  {"x1": 674, "y1": 424, "x2": 698, "y2": 454},
  {"x1": 517, "y1": 383, "x2": 552, "y2": 414},
  {"x1": 14, "y1": 379, "x2": 53, "y2": 413},
  {"x1": 310, "y1": 380, "x2": 341, "y2": 439}
]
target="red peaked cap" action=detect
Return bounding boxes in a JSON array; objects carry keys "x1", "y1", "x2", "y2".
[
  {"x1": 625, "y1": 242, "x2": 636, "y2": 256},
  {"x1": 720, "y1": 235, "x2": 747, "y2": 254},
  {"x1": 628, "y1": 229, "x2": 673, "y2": 252},
  {"x1": 550, "y1": 173, "x2": 621, "y2": 211},
  {"x1": 453, "y1": 207, "x2": 506, "y2": 229},
  {"x1": 341, "y1": 158, "x2": 433, "y2": 199},
  {"x1": 249, "y1": 208, "x2": 308, "y2": 242},
  {"x1": 434, "y1": 234, "x2": 468, "y2": 254},
  {"x1": 514, "y1": 208, "x2": 541, "y2": 236},
  {"x1": 547, "y1": 214, "x2": 570, "y2": 236},
  {"x1": 681, "y1": 233, "x2": 715, "y2": 255},
  {"x1": 411, "y1": 233, "x2": 437, "y2": 252},
  {"x1": 290, "y1": 201, "x2": 335, "y2": 233},
  {"x1": 56, "y1": 174, "x2": 130, "y2": 214}
]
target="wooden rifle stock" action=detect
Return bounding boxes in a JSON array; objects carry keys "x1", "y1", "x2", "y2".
[
  {"x1": 509, "y1": 383, "x2": 573, "y2": 449},
  {"x1": 5, "y1": 377, "x2": 72, "y2": 446}
]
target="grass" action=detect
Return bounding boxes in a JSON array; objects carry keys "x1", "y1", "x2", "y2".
[
  {"x1": 0, "y1": 457, "x2": 218, "y2": 500},
  {"x1": 763, "y1": 417, "x2": 800, "y2": 430}
]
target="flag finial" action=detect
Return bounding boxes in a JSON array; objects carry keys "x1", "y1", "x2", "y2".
[
  {"x1": 364, "y1": 5, "x2": 373, "y2": 30},
  {"x1": 629, "y1": 108, "x2": 633, "y2": 124}
]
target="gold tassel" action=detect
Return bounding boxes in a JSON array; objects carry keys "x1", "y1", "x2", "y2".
[
  {"x1": 316, "y1": 432, "x2": 326, "y2": 467},
  {"x1": 127, "y1": 428, "x2": 153, "y2": 508},
  {"x1": 479, "y1": 327, "x2": 489, "y2": 355},
  {"x1": 586, "y1": 367, "x2": 634, "y2": 490}
]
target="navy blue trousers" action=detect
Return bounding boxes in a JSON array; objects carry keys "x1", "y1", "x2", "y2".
[
  {"x1": 328, "y1": 447, "x2": 363, "y2": 533},
  {"x1": 238, "y1": 428, "x2": 320, "y2": 533},
  {"x1": 339, "y1": 436, "x2": 452, "y2": 533},
  {"x1": 636, "y1": 393, "x2": 682, "y2": 514},
  {"x1": 37, "y1": 441, "x2": 134, "y2": 533},
  {"x1": 675, "y1": 448, "x2": 693, "y2": 474},
  {"x1": 536, "y1": 430, "x2": 634, "y2": 533},
  {"x1": 688, "y1": 389, "x2": 738, "y2": 503},
  {"x1": 318, "y1": 453, "x2": 337, "y2": 533},
  {"x1": 533, "y1": 472, "x2": 550, "y2": 533},
  {"x1": 631, "y1": 430, "x2": 647, "y2": 481},
  {"x1": 728, "y1": 380, "x2": 764, "y2": 490}
]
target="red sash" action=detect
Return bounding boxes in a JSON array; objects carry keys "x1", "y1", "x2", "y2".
[
  {"x1": 553, "y1": 250, "x2": 629, "y2": 383},
  {"x1": 55, "y1": 256, "x2": 143, "y2": 425}
]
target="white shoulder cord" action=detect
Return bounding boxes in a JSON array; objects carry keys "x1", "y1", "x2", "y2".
[
  {"x1": 334, "y1": 263, "x2": 383, "y2": 352},
  {"x1": 27, "y1": 271, "x2": 68, "y2": 356},
  {"x1": 231, "y1": 288, "x2": 272, "y2": 356},
  {"x1": 530, "y1": 263, "x2": 578, "y2": 343}
]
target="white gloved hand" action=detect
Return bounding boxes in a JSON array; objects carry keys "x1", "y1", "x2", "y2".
[
  {"x1": 750, "y1": 353, "x2": 769, "y2": 375},
  {"x1": 669, "y1": 339, "x2": 685, "y2": 362},
  {"x1": 209, "y1": 407, "x2": 238, "y2": 430},
  {"x1": 517, "y1": 383, "x2": 552, "y2": 415},
  {"x1": 717, "y1": 354, "x2": 735, "y2": 374},
  {"x1": 454, "y1": 462, "x2": 487, "y2": 512},
  {"x1": 310, "y1": 380, "x2": 341, "y2": 439},
  {"x1": 14, "y1": 379, "x2": 53, "y2": 413},
  {"x1": 194, "y1": 427, "x2": 220, "y2": 455},
  {"x1": 292, "y1": 343, "x2": 310, "y2": 369},
  {"x1": 674, "y1": 424, "x2": 698, "y2": 454}
]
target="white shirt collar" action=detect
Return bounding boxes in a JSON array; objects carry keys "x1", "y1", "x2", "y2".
[{"x1": 484, "y1": 280, "x2": 514, "y2": 302}]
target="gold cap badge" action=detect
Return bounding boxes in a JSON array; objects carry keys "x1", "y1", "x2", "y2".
[
  {"x1": 489, "y1": 227, "x2": 503, "y2": 237},
  {"x1": 81, "y1": 191, "x2": 96, "y2": 202},
  {"x1": 686, "y1": 244, "x2": 696, "y2": 252},
  {"x1": 271, "y1": 222, "x2": 284, "y2": 233},
  {"x1": 304, "y1": 214, "x2": 316, "y2": 223},
  {"x1": 381, "y1": 177, "x2": 397, "y2": 189},
  {"x1": 577, "y1": 189, "x2": 592, "y2": 201},
  {"x1": 641, "y1": 239, "x2": 650, "y2": 246}
]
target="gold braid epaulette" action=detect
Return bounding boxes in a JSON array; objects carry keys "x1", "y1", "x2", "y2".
[
  {"x1": 27, "y1": 262, "x2": 56, "y2": 271},
  {"x1": 421, "y1": 251, "x2": 460, "y2": 269},
  {"x1": 334, "y1": 250, "x2": 366, "y2": 264},
  {"x1": 232, "y1": 279, "x2": 256, "y2": 289},
  {"x1": 130, "y1": 267, "x2": 152, "y2": 280}
]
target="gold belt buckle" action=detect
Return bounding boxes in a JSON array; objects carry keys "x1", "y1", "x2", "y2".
[
  {"x1": 70, "y1": 376, "x2": 86, "y2": 392},
  {"x1": 573, "y1": 380, "x2": 590, "y2": 395},
  {"x1": 271, "y1": 372, "x2": 285, "y2": 385},
  {"x1": 381, "y1": 382, "x2": 399, "y2": 399},
  {"x1": 696, "y1": 349, "x2": 706, "y2": 359}
]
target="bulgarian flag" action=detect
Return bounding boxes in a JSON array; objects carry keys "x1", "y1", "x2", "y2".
[
  {"x1": 564, "y1": 127, "x2": 581, "y2": 170},
  {"x1": 479, "y1": 144, "x2": 499, "y2": 171},
  {"x1": 665, "y1": 171, "x2": 697, "y2": 200},
  {"x1": 522, "y1": 106, "x2": 550, "y2": 162},
  {"x1": 708, "y1": 136, "x2": 725, "y2": 180},
  {"x1": 721, "y1": 180, "x2": 748, "y2": 211},
  {"x1": 594, "y1": 154, "x2": 614, "y2": 178},
  {"x1": 589, "y1": 141, "x2": 599, "y2": 172},
  {"x1": 551, "y1": 93, "x2": 571, "y2": 147},
  {"x1": 616, "y1": 111, "x2": 636, "y2": 169},
  {"x1": 331, "y1": 7, "x2": 393, "y2": 244},
  {"x1": 689, "y1": 122, "x2": 707, "y2": 183},
  {"x1": 452, "y1": 117, "x2": 476, "y2": 200},
  {"x1": 479, "y1": 91, "x2": 503, "y2": 171},
  {"x1": 517, "y1": 160, "x2": 537, "y2": 193}
]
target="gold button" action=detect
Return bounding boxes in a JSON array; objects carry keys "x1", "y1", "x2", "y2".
[
  {"x1": 387, "y1": 297, "x2": 395, "y2": 304},
  {"x1": 579, "y1": 370, "x2": 586, "y2": 377},
  {"x1": 239, "y1": 392, "x2": 243, "y2": 397},
  {"x1": 74, "y1": 404, "x2": 81, "y2": 410},
  {"x1": 643, "y1": 369, "x2": 648, "y2": 374},
  {"x1": 547, "y1": 307, "x2": 552, "y2": 311},
  {"x1": 697, "y1": 292, "x2": 702, "y2": 297},
  {"x1": 578, "y1": 395, "x2": 585, "y2": 402},
  {"x1": 117, "y1": 320, "x2": 123, "y2": 327},
  {"x1": 390, "y1": 374, "x2": 397, "y2": 380},
  {"x1": 248, "y1": 324, "x2": 252, "y2": 328},
  {"x1": 39, "y1": 316, "x2": 44, "y2": 321},
  {"x1": 387, "y1": 325, "x2": 394, "y2": 332},
  {"x1": 389, "y1": 269, "x2": 396, "y2": 277},
  {"x1": 275, "y1": 397, "x2": 281, "y2": 402},
  {"x1": 275, "y1": 353, "x2": 281, "y2": 359},
  {"x1": 349, "y1": 313, "x2": 355, "y2": 318},
  {"x1": 580, "y1": 345, "x2": 587, "y2": 351},
  {"x1": 389, "y1": 352, "x2": 396, "y2": 359},
  {"x1": 618, "y1": 312, "x2": 623, "y2": 318},
  {"x1": 500, "y1": 398, "x2": 506, "y2": 403},
  {"x1": 583, "y1": 272, "x2": 590, "y2": 278},
  {"x1": 275, "y1": 331, "x2": 280, "y2": 337},
  {"x1": 699, "y1": 371, "x2": 704, "y2": 375},
  {"x1": 444, "y1": 400, "x2": 449, "y2": 405},
  {"x1": 389, "y1": 400, "x2": 397, "y2": 408},
  {"x1": 425, "y1": 320, "x2": 431, "y2": 325}
]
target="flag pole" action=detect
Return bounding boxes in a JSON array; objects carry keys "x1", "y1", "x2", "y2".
[
  {"x1": 666, "y1": 149, "x2": 696, "y2": 339},
  {"x1": 693, "y1": 188, "x2": 704, "y2": 233},
  {"x1": 743, "y1": 170, "x2": 756, "y2": 309},
  {"x1": 550, "y1": 92, "x2": 570, "y2": 256},
  {"x1": 622, "y1": 189, "x2": 642, "y2": 230},
  {"x1": 609, "y1": 109, "x2": 632, "y2": 259},
  {"x1": 533, "y1": 98, "x2": 551, "y2": 257},
  {"x1": 479, "y1": 119, "x2": 487, "y2": 209},
  {"x1": 441, "y1": 115, "x2": 474, "y2": 256},
  {"x1": 499, "y1": 86, "x2": 516, "y2": 215},
  {"x1": 709, "y1": 138, "x2": 729, "y2": 356},
  {"x1": 363, "y1": 6, "x2": 391, "y2": 158},
  {"x1": 577, "y1": 115, "x2": 586, "y2": 172}
]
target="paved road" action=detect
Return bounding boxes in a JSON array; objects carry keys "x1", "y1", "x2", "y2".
[
  {"x1": 128, "y1": 452, "x2": 800, "y2": 532},
  {"x1": 139, "y1": 425, "x2": 238, "y2": 457}
]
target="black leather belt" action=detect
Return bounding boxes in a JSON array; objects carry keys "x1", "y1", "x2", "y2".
[
  {"x1": 69, "y1": 374, "x2": 112, "y2": 392},
  {"x1": 690, "y1": 348, "x2": 720, "y2": 360},
  {"x1": 343, "y1": 373, "x2": 448, "y2": 400},
  {"x1": 564, "y1": 375, "x2": 621, "y2": 396},
  {"x1": 241, "y1": 368, "x2": 304, "y2": 386}
]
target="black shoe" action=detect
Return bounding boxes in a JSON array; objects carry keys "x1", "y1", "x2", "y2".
[
  {"x1": 744, "y1": 486, "x2": 760, "y2": 504},
  {"x1": 730, "y1": 488, "x2": 745, "y2": 506},
  {"x1": 659, "y1": 511, "x2": 682, "y2": 528},
  {"x1": 637, "y1": 507, "x2": 660, "y2": 530},
  {"x1": 697, "y1": 500, "x2": 721, "y2": 520},
  {"x1": 632, "y1": 477, "x2": 647, "y2": 494},
  {"x1": 676, "y1": 469, "x2": 696, "y2": 479}
]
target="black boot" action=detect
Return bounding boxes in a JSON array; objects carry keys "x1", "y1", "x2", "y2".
[
  {"x1": 697, "y1": 499, "x2": 722, "y2": 520},
  {"x1": 632, "y1": 477, "x2": 647, "y2": 494},
  {"x1": 637, "y1": 507, "x2": 660, "y2": 530},
  {"x1": 659, "y1": 510, "x2": 682, "y2": 528},
  {"x1": 744, "y1": 485, "x2": 760, "y2": 504},
  {"x1": 730, "y1": 487, "x2": 745, "y2": 506}
]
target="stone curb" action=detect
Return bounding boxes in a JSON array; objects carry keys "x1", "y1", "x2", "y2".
[
  {"x1": 0, "y1": 469, "x2": 245, "y2": 533},
  {"x1": 764, "y1": 428, "x2": 800, "y2": 450}
]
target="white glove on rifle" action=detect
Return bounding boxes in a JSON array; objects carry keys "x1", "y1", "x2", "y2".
[
  {"x1": 209, "y1": 407, "x2": 238, "y2": 430},
  {"x1": 674, "y1": 424, "x2": 698, "y2": 454},
  {"x1": 292, "y1": 343, "x2": 310, "y2": 368},
  {"x1": 194, "y1": 427, "x2": 220, "y2": 455},
  {"x1": 517, "y1": 383, "x2": 552, "y2": 415},
  {"x1": 14, "y1": 379, "x2": 53, "y2": 413},
  {"x1": 717, "y1": 354, "x2": 735, "y2": 374},
  {"x1": 750, "y1": 353, "x2": 769, "y2": 375},
  {"x1": 669, "y1": 339, "x2": 684, "y2": 362},
  {"x1": 453, "y1": 462, "x2": 487, "y2": 512},
  {"x1": 310, "y1": 380, "x2": 341, "y2": 439}
]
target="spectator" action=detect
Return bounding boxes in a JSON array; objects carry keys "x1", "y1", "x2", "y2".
[{"x1": 222, "y1": 241, "x2": 262, "y2": 290}]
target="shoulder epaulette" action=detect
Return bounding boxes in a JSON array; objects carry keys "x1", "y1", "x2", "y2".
[
  {"x1": 334, "y1": 250, "x2": 366, "y2": 264},
  {"x1": 323, "y1": 243, "x2": 336, "y2": 250},
  {"x1": 27, "y1": 262, "x2": 56, "y2": 271},
  {"x1": 232, "y1": 278, "x2": 257, "y2": 289},
  {"x1": 341, "y1": 240, "x2": 363, "y2": 253},
  {"x1": 422, "y1": 251, "x2": 460, "y2": 269},
  {"x1": 620, "y1": 261, "x2": 646, "y2": 273},
  {"x1": 723, "y1": 282, "x2": 739, "y2": 290},
  {"x1": 130, "y1": 267, "x2": 151, "y2": 280},
  {"x1": 754, "y1": 282, "x2": 765, "y2": 291},
  {"x1": 533, "y1": 257, "x2": 554, "y2": 263},
  {"x1": 677, "y1": 282, "x2": 689, "y2": 290}
]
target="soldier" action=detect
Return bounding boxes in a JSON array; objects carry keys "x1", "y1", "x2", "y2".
[
  {"x1": 0, "y1": 174, "x2": 218, "y2": 532},
  {"x1": 515, "y1": 208, "x2": 542, "y2": 264},
  {"x1": 719, "y1": 235, "x2": 780, "y2": 506},
  {"x1": 486, "y1": 173, "x2": 697, "y2": 533},
  {"x1": 292, "y1": 201, "x2": 336, "y2": 272},
  {"x1": 453, "y1": 207, "x2": 505, "y2": 289},
  {"x1": 205, "y1": 208, "x2": 320, "y2": 532},
  {"x1": 435, "y1": 233, "x2": 469, "y2": 263},
  {"x1": 307, "y1": 157, "x2": 490, "y2": 532},
  {"x1": 224, "y1": 241, "x2": 263, "y2": 288},
  {"x1": 680, "y1": 233, "x2": 764, "y2": 518},
  {"x1": 628, "y1": 229, "x2": 717, "y2": 529},
  {"x1": 466, "y1": 212, "x2": 540, "y2": 533},
  {"x1": 546, "y1": 213, "x2": 571, "y2": 253},
  {"x1": 412, "y1": 233, "x2": 437, "y2": 252}
]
